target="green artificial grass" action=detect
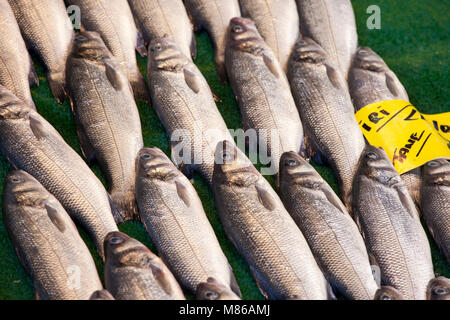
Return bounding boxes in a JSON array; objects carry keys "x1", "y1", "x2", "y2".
[{"x1": 0, "y1": 0, "x2": 448, "y2": 300}]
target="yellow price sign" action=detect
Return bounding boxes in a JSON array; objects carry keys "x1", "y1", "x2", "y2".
[{"x1": 355, "y1": 100, "x2": 450, "y2": 174}]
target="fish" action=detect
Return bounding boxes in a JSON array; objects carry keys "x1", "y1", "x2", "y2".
[
  {"x1": 212, "y1": 140, "x2": 330, "y2": 300},
  {"x1": 104, "y1": 231, "x2": 186, "y2": 300},
  {"x1": 420, "y1": 158, "x2": 450, "y2": 264},
  {"x1": 295, "y1": 0, "x2": 358, "y2": 77},
  {"x1": 287, "y1": 37, "x2": 365, "y2": 207},
  {"x1": 2, "y1": 170, "x2": 103, "y2": 300},
  {"x1": 348, "y1": 47, "x2": 409, "y2": 112},
  {"x1": 66, "y1": 32, "x2": 143, "y2": 222},
  {"x1": 184, "y1": 0, "x2": 240, "y2": 81},
  {"x1": 8, "y1": 0, "x2": 74, "y2": 103},
  {"x1": 225, "y1": 18, "x2": 303, "y2": 178},
  {"x1": 66, "y1": 0, "x2": 149, "y2": 102},
  {"x1": 0, "y1": 86, "x2": 118, "y2": 259},
  {"x1": 347, "y1": 46, "x2": 419, "y2": 208},
  {"x1": 89, "y1": 290, "x2": 115, "y2": 300},
  {"x1": 0, "y1": 0, "x2": 38, "y2": 110},
  {"x1": 374, "y1": 286, "x2": 404, "y2": 300},
  {"x1": 128, "y1": 0, "x2": 196, "y2": 60},
  {"x1": 279, "y1": 151, "x2": 379, "y2": 300},
  {"x1": 352, "y1": 145, "x2": 435, "y2": 300},
  {"x1": 427, "y1": 277, "x2": 450, "y2": 300},
  {"x1": 147, "y1": 35, "x2": 238, "y2": 185},
  {"x1": 196, "y1": 277, "x2": 241, "y2": 300},
  {"x1": 135, "y1": 147, "x2": 241, "y2": 295},
  {"x1": 238, "y1": 0, "x2": 300, "y2": 71}
]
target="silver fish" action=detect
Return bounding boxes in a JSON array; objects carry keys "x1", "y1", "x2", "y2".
[
  {"x1": 3, "y1": 170, "x2": 103, "y2": 300},
  {"x1": 196, "y1": 277, "x2": 241, "y2": 300},
  {"x1": 0, "y1": 0, "x2": 37, "y2": 110},
  {"x1": 352, "y1": 145, "x2": 434, "y2": 300},
  {"x1": 8, "y1": 0, "x2": 74, "y2": 103},
  {"x1": 0, "y1": 86, "x2": 118, "y2": 259},
  {"x1": 66, "y1": 32, "x2": 143, "y2": 222}
]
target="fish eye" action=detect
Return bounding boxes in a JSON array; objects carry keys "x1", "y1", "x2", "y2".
[
  {"x1": 75, "y1": 35, "x2": 88, "y2": 42},
  {"x1": 109, "y1": 237, "x2": 123, "y2": 245},
  {"x1": 222, "y1": 152, "x2": 234, "y2": 162},
  {"x1": 359, "y1": 49, "x2": 369, "y2": 56},
  {"x1": 286, "y1": 159, "x2": 298, "y2": 167},
  {"x1": 298, "y1": 40, "x2": 307, "y2": 46},
  {"x1": 10, "y1": 177, "x2": 21, "y2": 183},
  {"x1": 141, "y1": 153, "x2": 152, "y2": 160},
  {"x1": 366, "y1": 151, "x2": 378, "y2": 160},
  {"x1": 232, "y1": 25, "x2": 243, "y2": 33},
  {"x1": 427, "y1": 160, "x2": 439, "y2": 167},
  {"x1": 434, "y1": 287, "x2": 448, "y2": 295},
  {"x1": 380, "y1": 294, "x2": 392, "y2": 300},
  {"x1": 204, "y1": 291, "x2": 219, "y2": 300}
]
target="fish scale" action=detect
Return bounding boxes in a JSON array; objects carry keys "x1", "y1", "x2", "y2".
[
  {"x1": 3, "y1": 170, "x2": 103, "y2": 300},
  {"x1": 0, "y1": 87, "x2": 118, "y2": 259}
]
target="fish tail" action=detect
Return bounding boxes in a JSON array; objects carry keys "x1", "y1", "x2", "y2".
[
  {"x1": 130, "y1": 72, "x2": 150, "y2": 104},
  {"x1": 47, "y1": 71, "x2": 66, "y2": 104},
  {"x1": 110, "y1": 190, "x2": 139, "y2": 222}
]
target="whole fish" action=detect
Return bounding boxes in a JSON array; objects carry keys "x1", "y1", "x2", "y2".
[
  {"x1": 212, "y1": 141, "x2": 330, "y2": 300},
  {"x1": 135, "y1": 147, "x2": 241, "y2": 295},
  {"x1": 225, "y1": 18, "x2": 303, "y2": 178},
  {"x1": 352, "y1": 145, "x2": 434, "y2": 300},
  {"x1": 66, "y1": 0, "x2": 149, "y2": 102},
  {"x1": 66, "y1": 32, "x2": 143, "y2": 222},
  {"x1": 295, "y1": 0, "x2": 358, "y2": 77},
  {"x1": 347, "y1": 47, "x2": 419, "y2": 207},
  {"x1": 239, "y1": 0, "x2": 299, "y2": 71},
  {"x1": 287, "y1": 37, "x2": 365, "y2": 207},
  {"x1": 90, "y1": 290, "x2": 115, "y2": 300},
  {"x1": 3, "y1": 170, "x2": 103, "y2": 300},
  {"x1": 184, "y1": 0, "x2": 240, "y2": 81},
  {"x1": 0, "y1": 86, "x2": 118, "y2": 259},
  {"x1": 0, "y1": 0, "x2": 37, "y2": 110},
  {"x1": 374, "y1": 286, "x2": 404, "y2": 300},
  {"x1": 128, "y1": 0, "x2": 195, "y2": 60},
  {"x1": 279, "y1": 151, "x2": 378, "y2": 300},
  {"x1": 104, "y1": 231, "x2": 185, "y2": 300},
  {"x1": 427, "y1": 277, "x2": 450, "y2": 300},
  {"x1": 8, "y1": 0, "x2": 74, "y2": 103},
  {"x1": 196, "y1": 277, "x2": 241, "y2": 300},
  {"x1": 147, "y1": 35, "x2": 238, "y2": 185},
  {"x1": 420, "y1": 159, "x2": 450, "y2": 264}
]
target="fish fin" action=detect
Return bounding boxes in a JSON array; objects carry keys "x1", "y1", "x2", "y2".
[
  {"x1": 322, "y1": 185, "x2": 347, "y2": 214},
  {"x1": 45, "y1": 203, "x2": 66, "y2": 233},
  {"x1": 29, "y1": 116, "x2": 48, "y2": 141},
  {"x1": 28, "y1": 56, "x2": 39, "y2": 86},
  {"x1": 255, "y1": 185, "x2": 276, "y2": 211},
  {"x1": 104, "y1": 60, "x2": 126, "y2": 91},
  {"x1": 262, "y1": 53, "x2": 280, "y2": 78},
  {"x1": 76, "y1": 125, "x2": 96, "y2": 164},
  {"x1": 396, "y1": 185, "x2": 419, "y2": 219},
  {"x1": 136, "y1": 31, "x2": 147, "y2": 57},
  {"x1": 130, "y1": 73, "x2": 150, "y2": 104},
  {"x1": 211, "y1": 88, "x2": 222, "y2": 103},
  {"x1": 34, "y1": 281, "x2": 48, "y2": 300},
  {"x1": 228, "y1": 264, "x2": 242, "y2": 298},
  {"x1": 385, "y1": 72, "x2": 401, "y2": 97},
  {"x1": 326, "y1": 282, "x2": 337, "y2": 300},
  {"x1": 190, "y1": 33, "x2": 197, "y2": 60},
  {"x1": 249, "y1": 266, "x2": 269, "y2": 299},
  {"x1": 47, "y1": 71, "x2": 66, "y2": 104},
  {"x1": 149, "y1": 263, "x2": 176, "y2": 297},
  {"x1": 304, "y1": 135, "x2": 328, "y2": 165},
  {"x1": 110, "y1": 191, "x2": 138, "y2": 222},
  {"x1": 175, "y1": 180, "x2": 191, "y2": 207},
  {"x1": 325, "y1": 64, "x2": 342, "y2": 89},
  {"x1": 183, "y1": 68, "x2": 201, "y2": 94},
  {"x1": 107, "y1": 193, "x2": 123, "y2": 225}
]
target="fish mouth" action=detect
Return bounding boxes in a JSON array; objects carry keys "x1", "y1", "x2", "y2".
[{"x1": 0, "y1": 87, "x2": 30, "y2": 120}]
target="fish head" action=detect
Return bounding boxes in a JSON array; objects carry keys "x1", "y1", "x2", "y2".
[
  {"x1": 71, "y1": 31, "x2": 111, "y2": 61},
  {"x1": 213, "y1": 141, "x2": 258, "y2": 186},
  {"x1": 358, "y1": 145, "x2": 401, "y2": 186},
  {"x1": 279, "y1": 151, "x2": 324, "y2": 188},
  {"x1": 227, "y1": 17, "x2": 264, "y2": 52},
  {"x1": 148, "y1": 35, "x2": 187, "y2": 71},
  {"x1": 374, "y1": 286, "x2": 404, "y2": 300},
  {"x1": 0, "y1": 87, "x2": 30, "y2": 120},
  {"x1": 136, "y1": 147, "x2": 178, "y2": 182},
  {"x1": 89, "y1": 290, "x2": 115, "y2": 300},
  {"x1": 422, "y1": 158, "x2": 450, "y2": 186},
  {"x1": 291, "y1": 37, "x2": 327, "y2": 65},
  {"x1": 104, "y1": 231, "x2": 153, "y2": 268},
  {"x1": 352, "y1": 47, "x2": 387, "y2": 72},
  {"x1": 4, "y1": 170, "x2": 48, "y2": 208},
  {"x1": 196, "y1": 278, "x2": 240, "y2": 300},
  {"x1": 427, "y1": 277, "x2": 450, "y2": 300}
]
